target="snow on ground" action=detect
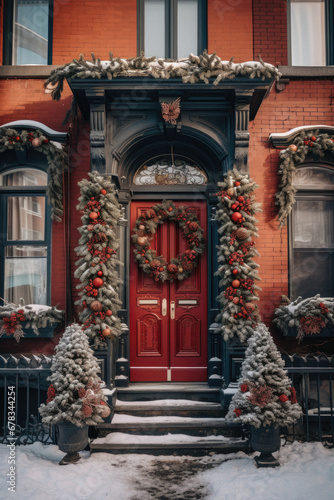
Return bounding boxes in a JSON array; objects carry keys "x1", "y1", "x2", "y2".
[
  {"x1": 1, "y1": 441, "x2": 334, "y2": 500},
  {"x1": 116, "y1": 398, "x2": 217, "y2": 406},
  {"x1": 112, "y1": 414, "x2": 225, "y2": 423}
]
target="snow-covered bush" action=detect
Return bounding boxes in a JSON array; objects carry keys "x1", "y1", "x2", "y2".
[
  {"x1": 226, "y1": 323, "x2": 302, "y2": 428},
  {"x1": 39, "y1": 323, "x2": 110, "y2": 427}
]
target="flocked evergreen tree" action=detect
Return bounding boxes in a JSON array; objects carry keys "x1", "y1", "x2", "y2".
[
  {"x1": 39, "y1": 323, "x2": 110, "y2": 426},
  {"x1": 226, "y1": 323, "x2": 302, "y2": 428},
  {"x1": 74, "y1": 171, "x2": 122, "y2": 347}
]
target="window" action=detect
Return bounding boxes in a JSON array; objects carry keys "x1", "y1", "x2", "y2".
[
  {"x1": 134, "y1": 156, "x2": 207, "y2": 185},
  {"x1": 0, "y1": 168, "x2": 51, "y2": 305},
  {"x1": 289, "y1": 0, "x2": 333, "y2": 66},
  {"x1": 138, "y1": 0, "x2": 207, "y2": 59},
  {"x1": 3, "y1": 0, "x2": 53, "y2": 65},
  {"x1": 290, "y1": 165, "x2": 334, "y2": 299}
]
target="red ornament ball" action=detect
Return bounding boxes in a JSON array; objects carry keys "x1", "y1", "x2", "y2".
[
  {"x1": 231, "y1": 203, "x2": 238, "y2": 210},
  {"x1": 32, "y1": 137, "x2": 42, "y2": 148},
  {"x1": 137, "y1": 236, "x2": 147, "y2": 246},
  {"x1": 236, "y1": 227, "x2": 249, "y2": 240},
  {"x1": 100, "y1": 189, "x2": 107, "y2": 195},
  {"x1": 139, "y1": 224, "x2": 145, "y2": 230},
  {"x1": 89, "y1": 212, "x2": 98, "y2": 220},
  {"x1": 93, "y1": 277, "x2": 104, "y2": 288},
  {"x1": 178, "y1": 267, "x2": 184, "y2": 273},
  {"x1": 97, "y1": 271, "x2": 103, "y2": 277},
  {"x1": 245, "y1": 302, "x2": 255, "y2": 313},
  {"x1": 226, "y1": 188, "x2": 234, "y2": 197},
  {"x1": 189, "y1": 222, "x2": 199, "y2": 231},
  {"x1": 240, "y1": 384, "x2": 248, "y2": 393},
  {"x1": 105, "y1": 309, "x2": 112, "y2": 316},
  {"x1": 231, "y1": 212, "x2": 242, "y2": 223},
  {"x1": 102, "y1": 328, "x2": 112, "y2": 338},
  {"x1": 232, "y1": 269, "x2": 239, "y2": 275},
  {"x1": 87, "y1": 224, "x2": 94, "y2": 232},
  {"x1": 288, "y1": 144, "x2": 298, "y2": 152},
  {"x1": 234, "y1": 181, "x2": 241, "y2": 187},
  {"x1": 167, "y1": 264, "x2": 178, "y2": 273},
  {"x1": 91, "y1": 300, "x2": 102, "y2": 312},
  {"x1": 232, "y1": 279, "x2": 240, "y2": 288},
  {"x1": 311, "y1": 136, "x2": 316, "y2": 141},
  {"x1": 15, "y1": 136, "x2": 21, "y2": 141},
  {"x1": 168, "y1": 206, "x2": 173, "y2": 212},
  {"x1": 279, "y1": 394, "x2": 289, "y2": 403},
  {"x1": 237, "y1": 196, "x2": 244, "y2": 203},
  {"x1": 159, "y1": 267, "x2": 164, "y2": 272},
  {"x1": 232, "y1": 297, "x2": 240, "y2": 305}
]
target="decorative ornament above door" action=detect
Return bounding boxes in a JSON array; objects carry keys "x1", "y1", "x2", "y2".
[{"x1": 132, "y1": 200, "x2": 206, "y2": 282}]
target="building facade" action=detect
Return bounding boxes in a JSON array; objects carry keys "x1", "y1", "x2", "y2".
[{"x1": 0, "y1": 1, "x2": 333, "y2": 398}]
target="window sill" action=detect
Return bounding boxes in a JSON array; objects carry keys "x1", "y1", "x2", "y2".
[
  {"x1": 278, "y1": 66, "x2": 334, "y2": 79},
  {"x1": 0, "y1": 65, "x2": 60, "y2": 79}
]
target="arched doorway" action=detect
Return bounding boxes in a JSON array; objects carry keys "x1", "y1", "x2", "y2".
[{"x1": 128, "y1": 155, "x2": 209, "y2": 382}]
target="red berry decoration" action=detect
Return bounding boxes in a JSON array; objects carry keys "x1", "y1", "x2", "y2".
[
  {"x1": 234, "y1": 181, "x2": 240, "y2": 186},
  {"x1": 105, "y1": 310, "x2": 112, "y2": 316},
  {"x1": 311, "y1": 136, "x2": 316, "y2": 141},
  {"x1": 231, "y1": 212, "x2": 242, "y2": 223},
  {"x1": 15, "y1": 136, "x2": 20, "y2": 141},
  {"x1": 89, "y1": 212, "x2": 98, "y2": 220},
  {"x1": 168, "y1": 207, "x2": 173, "y2": 212},
  {"x1": 97, "y1": 271, "x2": 103, "y2": 277},
  {"x1": 93, "y1": 277, "x2": 103, "y2": 288},
  {"x1": 100, "y1": 189, "x2": 107, "y2": 195},
  {"x1": 231, "y1": 203, "x2": 238, "y2": 210},
  {"x1": 309, "y1": 142, "x2": 314, "y2": 147},
  {"x1": 43, "y1": 138, "x2": 49, "y2": 144},
  {"x1": 304, "y1": 140, "x2": 309, "y2": 145},
  {"x1": 232, "y1": 279, "x2": 240, "y2": 288},
  {"x1": 237, "y1": 196, "x2": 244, "y2": 203}
]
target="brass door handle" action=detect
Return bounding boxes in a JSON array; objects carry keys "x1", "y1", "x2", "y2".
[
  {"x1": 170, "y1": 301, "x2": 175, "y2": 320},
  {"x1": 162, "y1": 298, "x2": 167, "y2": 317}
]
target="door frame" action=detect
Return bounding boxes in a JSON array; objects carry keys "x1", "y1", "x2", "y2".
[{"x1": 113, "y1": 186, "x2": 223, "y2": 387}]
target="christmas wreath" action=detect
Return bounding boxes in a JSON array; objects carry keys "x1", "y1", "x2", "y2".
[
  {"x1": 275, "y1": 130, "x2": 334, "y2": 228},
  {"x1": 215, "y1": 169, "x2": 262, "y2": 343},
  {"x1": 132, "y1": 200, "x2": 205, "y2": 282},
  {"x1": 0, "y1": 127, "x2": 68, "y2": 222}
]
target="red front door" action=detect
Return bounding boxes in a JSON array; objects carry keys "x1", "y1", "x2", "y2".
[{"x1": 130, "y1": 201, "x2": 208, "y2": 382}]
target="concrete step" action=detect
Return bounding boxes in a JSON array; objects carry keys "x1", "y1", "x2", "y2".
[
  {"x1": 97, "y1": 419, "x2": 243, "y2": 438},
  {"x1": 90, "y1": 433, "x2": 249, "y2": 456},
  {"x1": 117, "y1": 383, "x2": 220, "y2": 403},
  {"x1": 114, "y1": 402, "x2": 225, "y2": 418}
]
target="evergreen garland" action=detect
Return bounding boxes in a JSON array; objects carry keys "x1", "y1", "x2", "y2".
[
  {"x1": 274, "y1": 295, "x2": 334, "y2": 343},
  {"x1": 215, "y1": 169, "x2": 262, "y2": 343},
  {"x1": 45, "y1": 51, "x2": 281, "y2": 101},
  {"x1": 39, "y1": 323, "x2": 111, "y2": 426},
  {"x1": 0, "y1": 127, "x2": 67, "y2": 222},
  {"x1": 131, "y1": 200, "x2": 206, "y2": 282},
  {"x1": 0, "y1": 303, "x2": 64, "y2": 343},
  {"x1": 276, "y1": 130, "x2": 334, "y2": 228},
  {"x1": 74, "y1": 171, "x2": 122, "y2": 347},
  {"x1": 226, "y1": 323, "x2": 302, "y2": 428}
]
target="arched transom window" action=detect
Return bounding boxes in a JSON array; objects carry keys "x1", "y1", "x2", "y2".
[{"x1": 134, "y1": 156, "x2": 207, "y2": 186}]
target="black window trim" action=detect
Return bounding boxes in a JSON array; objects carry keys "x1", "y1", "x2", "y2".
[
  {"x1": 0, "y1": 163, "x2": 52, "y2": 305},
  {"x1": 289, "y1": 163, "x2": 334, "y2": 300},
  {"x1": 137, "y1": 0, "x2": 207, "y2": 59},
  {"x1": 3, "y1": 0, "x2": 54, "y2": 66},
  {"x1": 287, "y1": 0, "x2": 334, "y2": 67}
]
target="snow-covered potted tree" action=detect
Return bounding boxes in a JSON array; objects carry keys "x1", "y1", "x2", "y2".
[
  {"x1": 226, "y1": 323, "x2": 302, "y2": 467},
  {"x1": 39, "y1": 323, "x2": 110, "y2": 465}
]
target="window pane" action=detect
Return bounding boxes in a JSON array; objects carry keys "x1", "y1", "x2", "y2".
[
  {"x1": 293, "y1": 199, "x2": 334, "y2": 248},
  {"x1": 294, "y1": 166, "x2": 334, "y2": 190},
  {"x1": 7, "y1": 196, "x2": 45, "y2": 241},
  {"x1": 290, "y1": 0, "x2": 326, "y2": 66},
  {"x1": 134, "y1": 157, "x2": 207, "y2": 185},
  {"x1": 5, "y1": 246, "x2": 47, "y2": 305},
  {"x1": 292, "y1": 250, "x2": 333, "y2": 298},
  {"x1": 0, "y1": 168, "x2": 47, "y2": 186},
  {"x1": 144, "y1": 0, "x2": 166, "y2": 57},
  {"x1": 13, "y1": 0, "x2": 49, "y2": 65},
  {"x1": 177, "y1": 0, "x2": 198, "y2": 58}
]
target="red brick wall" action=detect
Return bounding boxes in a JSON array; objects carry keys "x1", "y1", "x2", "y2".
[
  {"x1": 249, "y1": 79, "x2": 334, "y2": 349},
  {"x1": 253, "y1": 0, "x2": 288, "y2": 66},
  {"x1": 208, "y1": 0, "x2": 254, "y2": 61},
  {"x1": 0, "y1": 0, "x2": 3, "y2": 65},
  {"x1": 52, "y1": 0, "x2": 137, "y2": 63}
]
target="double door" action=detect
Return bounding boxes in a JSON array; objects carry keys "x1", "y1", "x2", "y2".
[{"x1": 129, "y1": 201, "x2": 208, "y2": 382}]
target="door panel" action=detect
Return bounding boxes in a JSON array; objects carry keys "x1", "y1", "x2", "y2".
[{"x1": 130, "y1": 201, "x2": 207, "y2": 382}]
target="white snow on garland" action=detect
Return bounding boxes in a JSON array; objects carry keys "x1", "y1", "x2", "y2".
[{"x1": 45, "y1": 51, "x2": 281, "y2": 101}]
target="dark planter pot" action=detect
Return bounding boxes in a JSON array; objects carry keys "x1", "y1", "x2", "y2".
[
  {"x1": 250, "y1": 425, "x2": 281, "y2": 468},
  {"x1": 56, "y1": 422, "x2": 89, "y2": 466}
]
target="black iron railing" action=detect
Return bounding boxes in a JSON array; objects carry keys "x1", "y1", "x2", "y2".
[
  {"x1": 284, "y1": 354, "x2": 334, "y2": 444},
  {"x1": 0, "y1": 354, "x2": 54, "y2": 445}
]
